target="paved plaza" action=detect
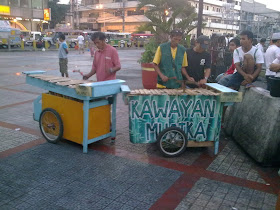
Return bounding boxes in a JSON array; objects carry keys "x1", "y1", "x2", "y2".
[{"x1": 0, "y1": 49, "x2": 279, "y2": 210}]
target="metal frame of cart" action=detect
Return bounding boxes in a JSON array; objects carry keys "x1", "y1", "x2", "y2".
[
  {"x1": 23, "y1": 70, "x2": 126, "y2": 153},
  {"x1": 122, "y1": 84, "x2": 242, "y2": 157}
]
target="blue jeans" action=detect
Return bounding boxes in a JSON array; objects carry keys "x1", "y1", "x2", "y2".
[
  {"x1": 226, "y1": 72, "x2": 244, "y2": 89},
  {"x1": 218, "y1": 74, "x2": 233, "y2": 86},
  {"x1": 226, "y1": 72, "x2": 257, "y2": 89}
]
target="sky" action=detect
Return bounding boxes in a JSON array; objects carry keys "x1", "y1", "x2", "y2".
[
  {"x1": 254, "y1": 0, "x2": 280, "y2": 11},
  {"x1": 58, "y1": 0, "x2": 280, "y2": 11}
]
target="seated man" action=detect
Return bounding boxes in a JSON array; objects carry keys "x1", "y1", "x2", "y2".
[
  {"x1": 217, "y1": 38, "x2": 240, "y2": 86},
  {"x1": 226, "y1": 31, "x2": 264, "y2": 90},
  {"x1": 153, "y1": 29, "x2": 188, "y2": 89}
]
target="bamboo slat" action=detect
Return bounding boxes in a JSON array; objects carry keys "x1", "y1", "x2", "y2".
[
  {"x1": 31, "y1": 74, "x2": 54, "y2": 78},
  {"x1": 58, "y1": 80, "x2": 87, "y2": 86},
  {"x1": 49, "y1": 78, "x2": 72, "y2": 83}
]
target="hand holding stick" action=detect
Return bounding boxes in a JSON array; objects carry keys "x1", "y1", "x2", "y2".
[{"x1": 73, "y1": 69, "x2": 84, "y2": 76}]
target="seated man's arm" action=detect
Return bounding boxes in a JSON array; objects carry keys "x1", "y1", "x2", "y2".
[
  {"x1": 236, "y1": 62, "x2": 253, "y2": 83},
  {"x1": 270, "y1": 58, "x2": 280, "y2": 72},
  {"x1": 270, "y1": 63, "x2": 280, "y2": 72},
  {"x1": 251, "y1": 49, "x2": 264, "y2": 80},
  {"x1": 252, "y1": 63, "x2": 262, "y2": 80}
]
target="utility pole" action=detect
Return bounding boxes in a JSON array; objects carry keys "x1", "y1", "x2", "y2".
[
  {"x1": 239, "y1": 0, "x2": 242, "y2": 33},
  {"x1": 70, "y1": 0, "x2": 74, "y2": 28},
  {"x1": 197, "y1": 0, "x2": 203, "y2": 37},
  {"x1": 76, "y1": 0, "x2": 79, "y2": 29},
  {"x1": 122, "y1": 0, "x2": 125, "y2": 32}
]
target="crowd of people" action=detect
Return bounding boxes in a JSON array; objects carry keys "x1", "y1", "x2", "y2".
[
  {"x1": 57, "y1": 29, "x2": 280, "y2": 92},
  {"x1": 153, "y1": 29, "x2": 280, "y2": 91}
]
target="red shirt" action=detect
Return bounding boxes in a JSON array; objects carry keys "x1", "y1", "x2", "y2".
[
  {"x1": 92, "y1": 44, "x2": 121, "y2": 81},
  {"x1": 225, "y1": 60, "x2": 235, "y2": 75}
]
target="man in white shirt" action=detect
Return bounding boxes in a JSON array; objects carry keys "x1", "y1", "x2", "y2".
[
  {"x1": 226, "y1": 30, "x2": 264, "y2": 90},
  {"x1": 256, "y1": 38, "x2": 266, "y2": 55},
  {"x1": 270, "y1": 55, "x2": 280, "y2": 76},
  {"x1": 265, "y1": 33, "x2": 280, "y2": 90},
  {"x1": 77, "y1": 33, "x2": 85, "y2": 54}
]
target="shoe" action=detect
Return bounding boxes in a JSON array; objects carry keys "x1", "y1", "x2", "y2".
[{"x1": 245, "y1": 83, "x2": 255, "y2": 88}]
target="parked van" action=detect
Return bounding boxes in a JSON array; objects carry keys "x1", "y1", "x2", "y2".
[
  {"x1": 25, "y1": 31, "x2": 41, "y2": 45},
  {"x1": 0, "y1": 21, "x2": 21, "y2": 48}
]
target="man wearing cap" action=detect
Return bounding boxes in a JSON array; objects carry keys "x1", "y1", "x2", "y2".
[
  {"x1": 226, "y1": 30, "x2": 264, "y2": 90},
  {"x1": 184, "y1": 35, "x2": 211, "y2": 88},
  {"x1": 265, "y1": 33, "x2": 280, "y2": 90},
  {"x1": 153, "y1": 29, "x2": 189, "y2": 89}
]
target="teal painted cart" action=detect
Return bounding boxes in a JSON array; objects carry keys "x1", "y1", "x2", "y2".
[{"x1": 123, "y1": 84, "x2": 242, "y2": 157}]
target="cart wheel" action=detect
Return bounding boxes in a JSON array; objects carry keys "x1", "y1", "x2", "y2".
[
  {"x1": 39, "y1": 108, "x2": 63, "y2": 144},
  {"x1": 157, "y1": 127, "x2": 188, "y2": 157}
]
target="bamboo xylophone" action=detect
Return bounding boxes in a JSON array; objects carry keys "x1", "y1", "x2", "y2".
[
  {"x1": 28, "y1": 74, "x2": 93, "y2": 88},
  {"x1": 129, "y1": 88, "x2": 220, "y2": 96}
]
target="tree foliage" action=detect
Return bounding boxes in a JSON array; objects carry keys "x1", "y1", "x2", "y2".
[
  {"x1": 138, "y1": 0, "x2": 197, "y2": 43},
  {"x1": 48, "y1": 0, "x2": 70, "y2": 28}
]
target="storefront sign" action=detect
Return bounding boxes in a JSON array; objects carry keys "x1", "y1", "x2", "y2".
[
  {"x1": 44, "y1": 8, "x2": 51, "y2": 21},
  {"x1": 0, "y1": 5, "x2": 10, "y2": 15}
]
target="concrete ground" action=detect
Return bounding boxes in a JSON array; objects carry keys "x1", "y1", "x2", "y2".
[{"x1": 0, "y1": 49, "x2": 279, "y2": 210}]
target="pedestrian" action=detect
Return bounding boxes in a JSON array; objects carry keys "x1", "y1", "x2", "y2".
[
  {"x1": 217, "y1": 38, "x2": 240, "y2": 86},
  {"x1": 153, "y1": 29, "x2": 188, "y2": 89},
  {"x1": 83, "y1": 32, "x2": 121, "y2": 81},
  {"x1": 58, "y1": 34, "x2": 69, "y2": 77},
  {"x1": 226, "y1": 30, "x2": 264, "y2": 90},
  {"x1": 264, "y1": 33, "x2": 280, "y2": 90},
  {"x1": 225, "y1": 34, "x2": 230, "y2": 48},
  {"x1": 185, "y1": 35, "x2": 211, "y2": 88},
  {"x1": 77, "y1": 33, "x2": 85, "y2": 54},
  {"x1": 256, "y1": 38, "x2": 266, "y2": 55},
  {"x1": 190, "y1": 35, "x2": 195, "y2": 48},
  {"x1": 252, "y1": 38, "x2": 258, "y2": 46}
]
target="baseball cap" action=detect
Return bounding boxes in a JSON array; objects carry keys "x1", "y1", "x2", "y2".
[
  {"x1": 197, "y1": 35, "x2": 210, "y2": 49},
  {"x1": 271, "y1": 33, "x2": 280, "y2": 40},
  {"x1": 170, "y1": 29, "x2": 183, "y2": 37}
]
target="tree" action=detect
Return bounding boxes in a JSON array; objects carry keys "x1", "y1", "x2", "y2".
[
  {"x1": 138, "y1": 0, "x2": 198, "y2": 43},
  {"x1": 48, "y1": 0, "x2": 70, "y2": 28}
]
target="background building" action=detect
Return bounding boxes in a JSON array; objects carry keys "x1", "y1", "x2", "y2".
[
  {"x1": 0, "y1": 0, "x2": 49, "y2": 31},
  {"x1": 189, "y1": 0, "x2": 241, "y2": 36},
  {"x1": 240, "y1": 0, "x2": 280, "y2": 39},
  {"x1": 76, "y1": 0, "x2": 150, "y2": 32}
]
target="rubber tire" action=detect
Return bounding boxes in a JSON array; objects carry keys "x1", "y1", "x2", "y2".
[
  {"x1": 39, "y1": 108, "x2": 63, "y2": 144},
  {"x1": 157, "y1": 127, "x2": 188, "y2": 157}
]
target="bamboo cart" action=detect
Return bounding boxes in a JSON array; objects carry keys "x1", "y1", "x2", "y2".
[
  {"x1": 123, "y1": 84, "x2": 242, "y2": 157},
  {"x1": 23, "y1": 70, "x2": 126, "y2": 153}
]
